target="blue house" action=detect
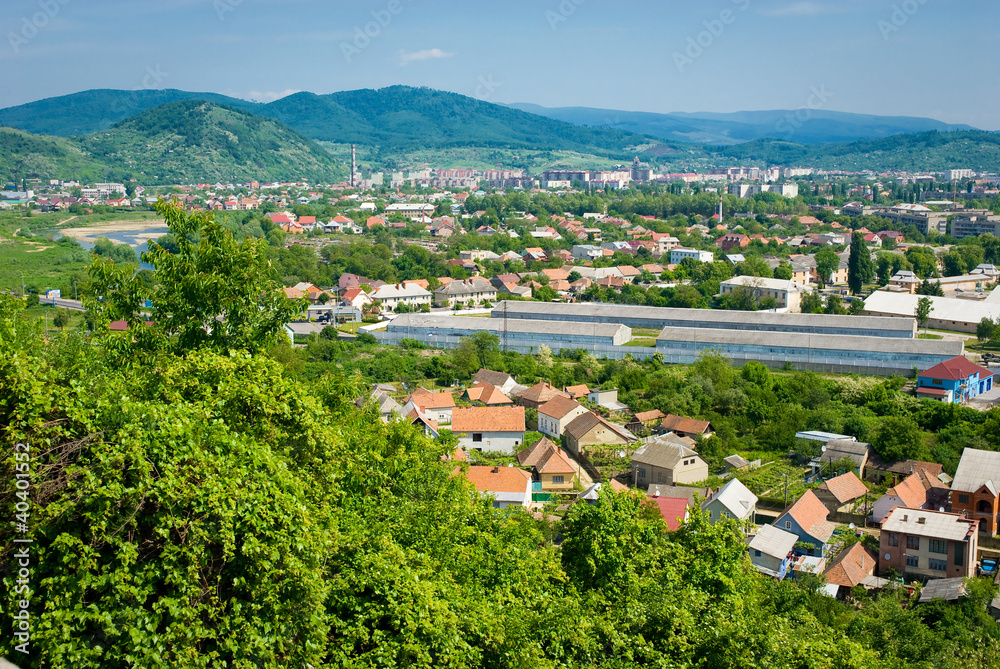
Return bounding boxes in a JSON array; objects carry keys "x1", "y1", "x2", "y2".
[
  {"x1": 773, "y1": 490, "x2": 835, "y2": 556},
  {"x1": 916, "y1": 356, "x2": 994, "y2": 404}
]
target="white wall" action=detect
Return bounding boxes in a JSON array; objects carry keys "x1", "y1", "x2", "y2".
[{"x1": 459, "y1": 431, "x2": 525, "y2": 454}]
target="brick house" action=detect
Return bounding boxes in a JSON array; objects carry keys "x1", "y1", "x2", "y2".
[
  {"x1": 950, "y1": 448, "x2": 1000, "y2": 535},
  {"x1": 879, "y1": 507, "x2": 978, "y2": 580}
]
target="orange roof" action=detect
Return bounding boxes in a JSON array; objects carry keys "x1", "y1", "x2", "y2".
[
  {"x1": 817, "y1": 471, "x2": 868, "y2": 505},
  {"x1": 402, "y1": 279, "x2": 430, "y2": 289},
  {"x1": 661, "y1": 414, "x2": 711, "y2": 434},
  {"x1": 451, "y1": 406, "x2": 525, "y2": 433},
  {"x1": 465, "y1": 382, "x2": 512, "y2": 405},
  {"x1": 564, "y1": 384, "x2": 590, "y2": 399},
  {"x1": 519, "y1": 382, "x2": 568, "y2": 405},
  {"x1": 517, "y1": 437, "x2": 560, "y2": 466},
  {"x1": 538, "y1": 395, "x2": 583, "y2": 420},
  {"x1": 783, "y1": 490, "x2": 833, "y2": 539},
  {"x1": 885, "y1": 472, "x2": 928, "y2": 509},
  {"x1": 633, "y1": 409, "x2": 665, "y2": 423},
  {"x1": 824, "y1": 542, "x2": 877, "y2": 588},
  {"x1": 409, "y1": 391, "x2": 455, "y2": 410},
  {"x1": 460, "y1": 465, "x2": 531, "y2": 494}
]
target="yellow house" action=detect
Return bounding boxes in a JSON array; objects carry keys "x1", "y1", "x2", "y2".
[{"x1": 517, "y1": 437, "x2": 578, "y2": 490}]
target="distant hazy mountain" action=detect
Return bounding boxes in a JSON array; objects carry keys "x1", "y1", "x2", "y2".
[
  {"x1": 506, "y1": 103, "x2": 976, "y2": 145},
  {"x1": 0, "y1": 87, "x2": 651, "y2": 155}
]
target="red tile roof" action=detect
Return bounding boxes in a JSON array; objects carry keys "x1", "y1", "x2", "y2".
[
  {"x1": 519, "y1": 381, "x2": 568, "y2": 405},
  {"x1": 538, "y1": 395, "x2": 583, "y2": 420},
  {"x1": 920, "y1": 356, "x2": 993, "y2": 382},
  {"x1": 409, "y1": 391, "x2": 455, "y2": 410},
  {"x1": 649, "y1": 496, "x2": 689, "y2": 531},
  {"x1": 824, "y1": 542, "x2": 877, "y2": 588},
  {"x1": 451, "y1": 406, "x2": 525, "y2": 433},
  {"x1": 465, "y1": 382, "x2": 513, "y2": 405},
  {"x1": 460, "y1": 465, "x2": 531, "y2": 494},
  {"x1": 564, "y1": 384, "x2": 590, "y2": 399},
  {"x1": 661, "y1": 414, "x2": 711, "y2": 435},
  {"x1": 633, "y1": 410, "x2": 665, "y2": 423},
  {"x1": 817, "y1": 472, "x2": 868, "y2": 505},
  {"x1": 885, "y1": 473, "x2": 928, "y2": 509},
  {"x1": 782, "y1": 490, "x2": 833, "y2": 540}
]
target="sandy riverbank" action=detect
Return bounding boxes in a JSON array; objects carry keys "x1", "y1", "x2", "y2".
[{"x1": 60, "y1": 220, "x2": 168, "y2": 245}]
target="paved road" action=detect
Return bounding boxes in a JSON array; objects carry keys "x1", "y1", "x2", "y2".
[{"x1": 48, "y1": 297, "x2": 85, "y2": 311}]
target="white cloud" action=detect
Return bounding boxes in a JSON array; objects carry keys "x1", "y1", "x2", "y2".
[
  {"x1": 762, "y1": 2, "x2": 837, "y2": 17},
  {"x1": 246, "y1": 88, "x2": 301, "y2": 102},
  {"x1": 398, "y1": 48, "x2": 454, "y2": 66}
]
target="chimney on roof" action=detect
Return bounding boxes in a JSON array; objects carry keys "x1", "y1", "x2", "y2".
[{"x1": 491, "y1": 466, "x2": 500, "y2": 474}]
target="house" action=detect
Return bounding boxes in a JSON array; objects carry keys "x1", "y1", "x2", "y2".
[
  {"x1": 810, "y1": 439, "x2": 870, "y2": 479},
  {"x1": 370, "y1": 283, "x2": 433, "y2": 312},
  {"x1": 473, "y1": 369, "x2": 519, "y2": 396},
  {"x1": 563, "y1": 412, "x2": 637, "y2": 456},
  {"x1": 404, "y1": 390, "x2": 455, "y2": 424},
  {"x1": 433, "y1": 277, "x2": 498, "y2": 307},
  {"x1": 587, "y1": 388, "x2": 628, "y2": 412},
  {"x1": 451, "y1": 406, "x2": 526, "y2": 454},
  {"x1": 627, "y1": 410, "x2": 666, "y2": 434},
  {"x1": 873, "y1": 473, "x2": 930, "y2": 523},
  {"x1": 537, "y1": 396, "x2": 589, "y2": 439},
  {"x1": 659, "y1": 414, "x2": 713, "y2": 439},
  {"x1": 406, "y1": 407, "x2": 440, "y2": 438},
  {"x1": 341, "y1": 287, "x2": 373, "y2": 310},
  {"x1": 360, "y1": 388, "x2": 401, "y2": 422},
  {"x1": 649, "y1": 495, "x2": 689, "y2": 531},
  {"x1": 518, "y1": 382, "x2": 570, "y2": 410},
  {"x1": 459, "y1": 465, "x2": 532, "y2": 509},
  {"x1": 563, "y1": 384, "x2": 590, "y2": 400},
  {"x1": 462, "y1": 382, "x2": 513, "y2": 406},
  {"x1": 718, "y1": 276, "x2": 808, "y2": 311},
  {"x1": 879, "y1": 507, "x2": 978, "y2": 579},
  {"x1": 916, "y1": 356, "x2": 994, "y2": 404},
  {"x1": 774, "y1": 490, "x2": 836, "y2": 555},
  {"x1": 950, "y1": 447, "x2": 1000, "y2": 535},
  {"x1": 702, "y1": 478, "x2": 757, "y2": 529},
  {"x1": 517, "y1": 437, "x2": 578, "y2": 490},
  {"x1": 823, "y1": 543, "x2": 879, "y2": 596},
  {"x1": 717, "y1": 233, "x2": 751, "y2": 251},
  {"x1": 723, "y1": 454, "x2": 751, "y2": 472},
  {"x1": 815, "y1": 472, "x2": 868, "y2": 513},
  {"x1": 631, "y1": 434, "x2": 709, "y2": 487},
  {"x1": 748, "y1": 524, "x2": 798, "y2": 580}
]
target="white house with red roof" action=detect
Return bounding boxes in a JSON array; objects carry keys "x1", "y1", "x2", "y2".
[
  {"x1": 916, "y1": 356, "x2": 994, "y2": 404},
  {"x1": 451, "y1": 406, "x2": 526, "y2": 454}
]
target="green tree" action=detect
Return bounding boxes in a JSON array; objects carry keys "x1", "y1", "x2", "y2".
[
  {"x1": 915, "y1": 296, "x2": 934, "y2": 333},
  {"x1": 917, "y1": 279, "x2": 944, "y2": 296},
  {"x1": 800, "y1": 290, "x2": 824, "y2": 314},
  {"x1": 872, "y1": 415, "x2": 924, "y2": 462},
  {"x1": 978, "y1": 317, "x2": 996, "y2": 344},
  {"x1": 848, "y1": 233, "x2": 875, "y2": 295},
  {"x1": 52, "y1": 308, "x2": 71, "y2": 329},
  {"x1": 815, "y1": 248, "x2": 840, "y2": 287}
]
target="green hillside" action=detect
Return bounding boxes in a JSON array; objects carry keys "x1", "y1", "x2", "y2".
[
  {"x1": 0, "y1": 127, "x2": 111, "y2": 184},
  {"x1": 78, "y1": 100, "x2": 346, "y2": 183},
  {"x1": 0, "y1": 88, "x2": 258, "y2": 137}
]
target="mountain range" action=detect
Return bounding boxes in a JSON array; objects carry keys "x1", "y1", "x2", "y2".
[
  {"x1": 506, "y1": 103, "x2": 975, "y2": 145},
  {"x1": 0, "y1": 86, "x2": 997, "y2": 185}
]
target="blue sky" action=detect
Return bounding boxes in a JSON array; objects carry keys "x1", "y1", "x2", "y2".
[{"x1": 2, "y1": 0, "x2": 998, "y2": 129}]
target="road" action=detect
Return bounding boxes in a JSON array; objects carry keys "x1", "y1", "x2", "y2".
[{"x1": 48, "y1": 297, "x2": 86, "y2": 311}]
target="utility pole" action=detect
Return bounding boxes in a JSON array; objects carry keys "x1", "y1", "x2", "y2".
[{"x1": 783, "y1": 473, "x2": 789, "y2": 508}]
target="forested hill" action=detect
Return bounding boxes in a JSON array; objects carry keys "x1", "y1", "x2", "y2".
[{"x1": 708, "y1": 130, "x2": 1000, "y2": 172}]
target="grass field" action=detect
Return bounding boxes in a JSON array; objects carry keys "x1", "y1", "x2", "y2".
[
  {"x1": 0, "y1": 235, "x2": 91, "y2": 296},
  {"x1": 623, "y1": 338, "x2": 657, "y2": 347}
]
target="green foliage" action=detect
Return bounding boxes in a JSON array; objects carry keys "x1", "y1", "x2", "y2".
[{"x1": 848, "y1": 232, "x2": 875, "y2": 294}]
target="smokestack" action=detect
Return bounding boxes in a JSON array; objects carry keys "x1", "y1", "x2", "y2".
[{"x1": 351, "y1": 144, "x2": 357, "y2": 188}]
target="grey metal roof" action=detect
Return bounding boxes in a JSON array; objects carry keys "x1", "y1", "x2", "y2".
[
  {"x1": 748, "y1": 524, "x2": 798, "y2": 559},
  {"x1": 881, "y1": 508, "x2": 975, "y2": 542},
  {"x1": 388, "y1": 314, "x2": 629, "y2": 339},
  {"x1": 952, "y1": 448, "x2": 1000, "y2": 494},
  {"x1": 654, "y1": 326, "x2": 963, "y2": 356},
  {"x1": 493, "y1": 300, "x2": 916, "y2": 335},
  {"x1": 632, "y1": 437, "x2": 699, "y2": 470},
  {"x1": 707, "y1": 478, "x2": 758, "y2": 519},
  {"x1": 918, "y1": 577, "x2": 967, "y2": 602}
]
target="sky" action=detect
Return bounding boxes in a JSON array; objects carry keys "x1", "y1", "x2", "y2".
[{"x1": 2, "y1": 0, "x2": 998, "y2": 129}]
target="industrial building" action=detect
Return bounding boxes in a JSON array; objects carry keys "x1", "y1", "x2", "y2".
[
  {"x1": 863, "y1": 291, "x2": 1000, "y2": 334},
  {"x1": 491, "y1": 301, "x2": 917, "y2": 339},
  {"x1": 654, "y1": 327, "x2": 963, "y2": 375},
  {"x1": 380, "y1": 314, "x2": 632, "y2": 352}
]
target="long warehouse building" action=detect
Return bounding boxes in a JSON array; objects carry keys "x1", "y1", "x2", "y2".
[
  {"x1": 380, "y1": 313, "x2": 632, "y2": 351},
  {"x1": 654, "y1": 327, "x2": 963, "y2": 375},
  {"x1": 491, "y1": 301, "x2": 917, "y2": 338}
]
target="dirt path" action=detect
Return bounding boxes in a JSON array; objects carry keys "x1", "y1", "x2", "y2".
[
  {"x1": 57, "y1": 215, "x2": 78, "y2": 226},
  {"x1": 25, "y1": 246, "x2": 53, "y2": 253}
]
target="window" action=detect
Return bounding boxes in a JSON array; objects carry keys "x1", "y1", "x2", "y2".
[
  {"x1": 657, "y1": 473, "x2": 666, "y2": 484},
  {"x1": 959, "y1": 494, "x2": 970, "y2": 504},
  {"x1": 929, "y1": 559, "x2": 947, "y2": 572},
  {"x1": 955, "y1": 542, "x2": 964, "y2": 566},
  {"x1": 708, "y1": 511, "x2": 713, "y2": 519},
  {"x1": 754, "y1": 550, "x2": 761, "y2": 557},
  {"x1": 906, "y1": 536, "x2": 920, "y2": 550},
  {"x1": 932, "y1": 379, "x2": 943, "y2": 385},
  {"x1": 929, "y1": 539, "x2": 947, "y2": 555},
  {"x1": 906, "y1": 555, "x2": 919, "y2": 568},
  {"x1": 472, "y1": 433, "x2": 483, "y2": 443},
  {"x1": 784, "y1": 521, "x2": 792, "y2": 530},
  {"x1": 887, "y1": 533, "x2": 899, "y2": 547},
  {"x1": 638, "y1": 467, "x2": 647, "y2": 479},
  {"x1": 552, "y1": 476, "x2": 564, "y2": 485}
]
